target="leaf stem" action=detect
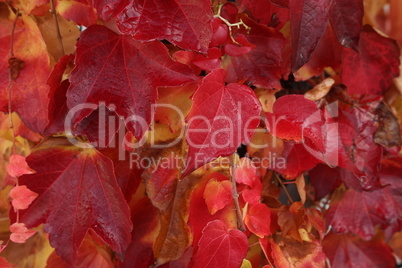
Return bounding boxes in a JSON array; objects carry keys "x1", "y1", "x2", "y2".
[
  {"x1": 50, "y1": 0, "x2": 65, "y2": 56},
  {"x1": 274, "y1": 173, "x2": 294, "y2": 204},
  {"x1": 230, "y1": 153, "x2": 246, "y2": 231}
]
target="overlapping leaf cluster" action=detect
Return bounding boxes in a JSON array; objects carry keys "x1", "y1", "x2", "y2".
[{"x1": 0, "y1": 0, "x2": 401, "y2": 267}]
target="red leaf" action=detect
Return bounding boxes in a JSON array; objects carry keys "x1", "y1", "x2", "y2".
[
  {"x1": 0, "y1": 257, "x2": 13, "y2": 268},
  {"x1": 73, "y1": 105, "x2": 122, "y2": 148},
  {"x1": 235, "y1": 157, "x2": 257, "y2": 187},
  {"x1": 326, "y1": 163, "x2": 402, "y2": 241},
  {"x1": 120, "y1": 197, "x2": 159, "y2": 268},
  {"x1": 237, "y1": 0, "x2": 289, "y2": 28},
  {"x1": 67, "y1": 25, "x2": 196, "y2": 140},
  {"x1": 235, "y1": 157, "x2": 262, "y2": 204},
  {"x1": 18, "y1": 138, "x2": 132, "y2": 264},
  {"x1": 272, "y1": 141, "x2": 323, "y2": 179},
  {"x1": 7, "y1": 155, "x2": 35, "y2": 178},
  {"x1": 91, "y1": 0, "x2": 130, "y2": 21},
  {"x1": 116, "y1": 0, "x2": 213, "y2": 52},
  {"x1": 9, "y1": 223, "x2": 36, "y2": 244},
  {"x1": 294, "y1": 25, "x2": 342, "y2": 81},
  {"x1": 209, "y1": 17, "x2": 229, "y2": 48},
  {"x1": 188, "y1": 172, "x2": 237, "y2": 257},
  {"x1": 183, "y1": 69, "x2": 261, "y2": 176},
  {"x1": 244, "y1": 203, "x2": 271, "y2": 238},
  {"x1": 325, "y1": 102, "x2": 383, "y2": 189},
  {"x1": 225, "y1": 15, "x2": 287, "y2": 89},
  {"x1": 98, "y1": 146, "x2": 142, "y2": 202},
  {"x1": 329, "y1": 0, "x2": 363, "y2": 50},
  {"x1": 265, "y1": 95, "x2": 325, "y2": 152},
  {"x1": 9, "y1": 185, "x2": 38, "y2": 210},
  {"x1": 203, "y1": 179, "x2": 233, "y2": 215},
  {"x1": 289, "y1": 0, "x2": 331, "y2": 71},
  {"x1": 308, "y1": 164, "x2": 341, "y2": 200},
  {"x1": 0, "y1": 12, "x2": 50, "y2": 133},
  {"x1": 46, "y1": 237, "x2": 114, "y2": 268},
  {"x1": 56, "y1": 0, "x2": 98, "y2": 27},
  {"x1": 193, "y1": 220, "x2": 248, "y2": 268},
  {"x1": 341, "y1": 25, "x2": 400, "y2": 95},
  {"x1": 322, "y1": 232, "x2": 395, "y2": 268},
  {"x1": 45, "y1": 54, "x2": 74, "y2": 135}
]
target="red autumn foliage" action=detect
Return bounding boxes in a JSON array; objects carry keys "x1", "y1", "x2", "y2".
[{"x1": 0, "y1": 0, "x2": 401, "y2": 267}]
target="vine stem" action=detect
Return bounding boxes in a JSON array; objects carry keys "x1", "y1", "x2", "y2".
[
  {"x1": 274, "y1": 172, "x2": 294, "y2": 204},
  {"x1": 214, "y1": 4, "x2": 250, "y2": 45},
  {"x1": 230, "y1": 154, "x2": 246, "y2": 231},
  {"x1": 50, "y1": 0, "x2": 65, "y2": 56},
  {"x1": 7, "y1": 8, "x2": 19, "y2": 156},
  {"x1": 8, "y1": 9, "x2": 20, "y2": 224}
]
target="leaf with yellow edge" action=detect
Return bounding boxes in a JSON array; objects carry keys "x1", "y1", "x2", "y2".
[{"x1": 18, "y1": 137, "x2": 132, "y2": 265}]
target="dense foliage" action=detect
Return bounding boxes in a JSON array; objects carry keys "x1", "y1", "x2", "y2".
[{"x1": 0, "y1": 0, "x2": 401, "y2": 267}]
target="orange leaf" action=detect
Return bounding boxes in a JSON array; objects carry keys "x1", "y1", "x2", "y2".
[
  {"x1": 203, "y1": 179, "x2": 232, "y2": 215},
  {"x1": 9, "y1": 223, "x2": 36, "y2": 244},
  {"x1": 9, "y1": 185, "x2": 38, "y2": 210},
  {"x1": 7, "y1": 155, "x2": 35, "y2": 178},
  {"x1": 245, "y1": 203, "x2": 272, "y2": 238}
]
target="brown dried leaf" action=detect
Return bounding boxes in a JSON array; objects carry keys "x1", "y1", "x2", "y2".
[
  {"x1": 374, "y1": 102, "x2": 402, "y2": 147},
  {"x1": 304, "y1": 78, "x2": 334, "y2": 101}
]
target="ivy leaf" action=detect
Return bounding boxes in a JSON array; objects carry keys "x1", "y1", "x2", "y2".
[
  {"x1": 329, "y1": 0, "x2": 363, "y2": 50},
  {"x1": 289, "y1": 0, "x2": 331, "y2": 71},
  {"x1": 270, "y1": 236, "x2": 326, "y2": 267},
  {"x1": 0, "y1": 11, "x2": 50, "y2": 133},
  {"x1": 44, "y1": 54, "x2": 74, "y2": 135},
  {"x1": 18, "y1": 138, "x2": 132, "y2": 264},
  {"x1": 55, "y1": 0, "x2": 98, "y2": 27},
  {"x1": 203, "y1": 178, "x2": 233, "y2": 215},
  {"x1": 322, "y1": 232, "x2": 395, "y2": 268},
  {"x1": 265, "y1": 95, "x2": 325, "y2": 152},
  {"x1": 326, "y1": 156, "x2": 402, "y2": 240},
  {"x1": 67, "y1": 25, "x2": 196, "y2": 140},
  {"x1": 120, "y1": 197, "x2": 160, "y2": 268},
  {"x1": 183, "y1": 69, "x2": 261, "y2": 177},
  {"x1": 341, "y1": 25, "x2": 400, "y2": 95},
  {"x1": 7, "y1": 154, "x2": 35, "y2": 178},
  {"x1": 188, "y1": 172, "x2": 237, "y2": 259},
  {"x1": 116, "y1": 0, "x2": 213, "y2": 53},
  {"x1": 225, "y1": 15, "x2": 287, "y2": 89},
  {"x1": 9, "y1": 223, "x2": 36, "y2": 244},
  {"x1": 193, "y1": 220, "x2": 248, "y2": 268},
  {"x1": 9, "y1": 185, "x2": 38, "y2": 210},
  {"x1": 244, "y1": 203, "x2": 271, "y2": 238},
  {"x1": 46, "y1": 237, "x2": 114, "y2": 268}
]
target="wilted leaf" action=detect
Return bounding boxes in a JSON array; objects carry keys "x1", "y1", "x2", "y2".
[
  {"x1": 0, "y1": 8, "x2": 50, "y2": 133},
  {"x1": 270, "y1": 235, "x2": 326, "y2": 268}
]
